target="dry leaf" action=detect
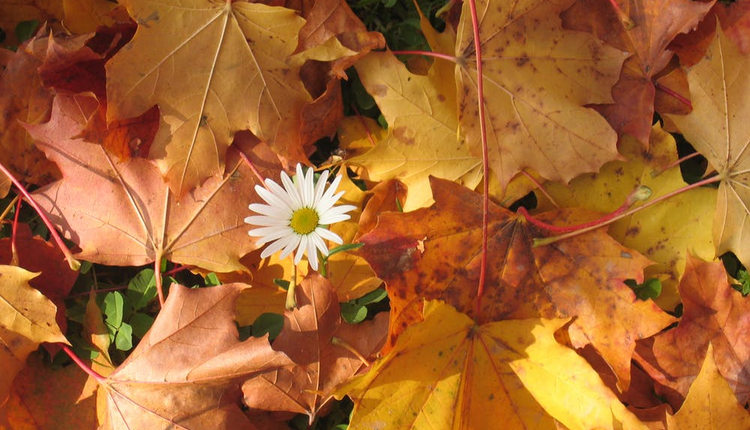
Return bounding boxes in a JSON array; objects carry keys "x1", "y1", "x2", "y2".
[
  {"x1": 100, "y1": 283, "x2": 291, "y2": 429},
  {"x1": 243, "y1": 274, "x2": 387, "y2": 422},
  {"x1": 668, "y1": 24, "x2": 750, "y2": 269},
  {"x1": 344, "y1": 301, "x2": 649, "y2": 430},
  {"x1": 358, "y1": 177, "x2": 675, "y2": 390},
  {"x1": 0, "y1": 266, "x2": 68, "y2": 410},
  {"x1": 27, "y1": 92, "x2": 282, "y2": 272},
  {"x1": 106, "y1": 0, "x2": 311, "y2": 195},
  {"x1": 665, "y1": 344, "x2": 750, "y2": 429},
  {"x1": 456, "y1": 0, "x2": 625, "y2": 190}
]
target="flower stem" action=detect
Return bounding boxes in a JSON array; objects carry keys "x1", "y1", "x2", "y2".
[
  {"x1": 62, "y1": 344, "x2": 105, "y2": 383},
  {"x1": 533, "y1": 175, "x2": 722, "y2": 246},
  {"x1": 286, "y1": 258, "x2": 298, "y2": 310},
  {"x1": 0, "y1": 162, "x2": 80, "y2": 270},
  {"x1": 466, "y1": 0, "x2": 490, "y2": 320}
]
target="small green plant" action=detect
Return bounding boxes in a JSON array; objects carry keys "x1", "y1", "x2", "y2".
[
  {"x1": 625, "y1": 278, "x2": 662, "y2": 301},
  {"x1": 732, "y1": 270, "x2": 750, "y2": 296}
]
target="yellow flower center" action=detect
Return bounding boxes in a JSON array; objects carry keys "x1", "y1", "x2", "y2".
[{"x1": 290, "y1": 207, "x2": 319, "y2": 235}]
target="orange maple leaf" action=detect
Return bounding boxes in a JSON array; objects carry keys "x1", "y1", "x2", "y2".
[
  {"x1": 358, "y1": 177, "x2": 675, "y2": 390},
  {"x1": 26, "y1": 92, "x2": 282, "y2": 272}
]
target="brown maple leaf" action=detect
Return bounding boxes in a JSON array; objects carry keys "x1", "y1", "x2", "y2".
[
  {"x1": 635, "y1": 254, "x2": 750, "y2": 406},
  {"x1": 243, "y1": 273, "x2": 387, "y2": 423},
  {"x1": 358, "y1": 177, "x2": 675, "y2": 390},
  {"x1": 561, "y1": 0, "x2": 713, "y2": 144},
  {"x1": 26, "y1": 92, "x2": 282, "y2": 272},
  {"x1": 100, "y1": 283, "x2": 291, "y2": 429}
]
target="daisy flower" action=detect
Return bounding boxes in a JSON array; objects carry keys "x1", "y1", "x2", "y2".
[{"x1": 245, "y1": 164, "x2": 356, "y2": 271}]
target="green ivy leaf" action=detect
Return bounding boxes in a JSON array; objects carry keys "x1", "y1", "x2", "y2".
[
  {"x1": 127, "y1": 269, "x2": 157, "y2": 310},
  {"x1": 115, "y1": 322, "x2": 133, "y2": 351},
  {"x1": 130, "y1": 312, "x2": 155, "y2": 338},
  {"x1": 252, "y1": 313, "x2": 284, "y2": 341},
  {"x1": 624, "y1": 278, "x2": 662, "y2": 301}
]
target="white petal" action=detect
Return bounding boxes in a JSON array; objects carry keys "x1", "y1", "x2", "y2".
[
  {"x1": 294, "y1": 235, "x2": 309, "y2": 266},
  {"x1": 279, "y1": 234, "x2": 301, "y2": 260},
  {"x1": 260, "y1": 236, "x2": 290, "y2": 258},
  {"x1": 315, "y1": 227, "x2": 343, "y2": 244},
  {"x1": 312, "y1": 170, "x2": 330, "y2": 206},
  {"x1": 248, "y1": 203, "x2": 291, "y2": 218},
  {"x1": 257, "y1": 184, "x2": 294, "y2": 212},
  {"x1": 297, "y1": 164, "x2": 314, "y2": 206},
  {"x1": 306, "y1": 237, "x2": 318, "y2": 268},
  {"x1": 311, "y1": 232, "x2": 329, "y2": 256},
  {"x1": 245, "y1": 216, "x2": 290, "y2": 227},
  {"x1": 248, "y1": 226, "x2": 293, "y2": 243},
  {"x1": 281, "y1": 170, "x2": 303, "y2": 208}
]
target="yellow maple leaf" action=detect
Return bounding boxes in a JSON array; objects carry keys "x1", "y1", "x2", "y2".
[
  {"x1": 106, "y1": 0, "x2": 311, "y2": 195},
  {"x1": 343, "y1": 300, "x2": 649, "y2": 430},
  {"x1": 668, "y1": 24, "x2": 750, "y2": 269},
  {"x1": 0, "y1": 266, "x2": 69, "y2": 408},
  {"x1": 455, "y1": 0, "x2": 626, "y2": 190},
  {"x1": 537, "y1": 124, "x2": 717, "y2": 311},
  {"x1": 666, "y1": 344, "x2": 750, "y2": 429},
  {"x1": 349, "y1": 50, "x2": 481, "y2": 211}
]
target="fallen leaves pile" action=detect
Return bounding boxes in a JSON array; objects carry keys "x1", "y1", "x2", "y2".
[{"x1": 2, "y1": 0, "x2": 750, "y2": 428}]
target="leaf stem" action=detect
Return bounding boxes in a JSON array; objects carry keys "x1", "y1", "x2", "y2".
[
  {"x1": 61, "y1": 344, "x2": 105, "y2": 383},
  {"x1": 518, "y1": 185, "x2": 652, "y2": 234},
  {"x1": 0, "y1": 195, "x2": 19, "y2": 221},
  {"x1": 331, "y1": 336, "x2": 371, "y2": 367},
  {"x1": 608, "y1": 0, "x2": 636, "y2": 29},
  {"x1": 651, "y1": 151, "x2": 701, "y2": 178},
  {"x1": 351, "y1": 104, "x2": 378, "y2": 147},
  {"x1": 533, "y1": 175, "x2": 722, "y2": 246},
  {"x1": 390, "y1": 50, "x2": 459, "y2": 63},
  {"x1": 0, "y1": 162, "x2": 80, "y2": 271},
  {"x1": 466, "y1": 0, "x2": 490, "y2": 320},
  {"x1": 654, "y1": 80, "x2": 692, "y2": 109},
  {"x1": 11, "y1": 197, "x2": 21, "y2": 266},
  {"x1": 238, "y1": 150, "x2": 270, "y2": 190},
  {"x1": 521, "y1": 170, "x2": 559, "y2": 209}
]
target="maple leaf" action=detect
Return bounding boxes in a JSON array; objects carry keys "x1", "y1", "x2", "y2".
[
  {"x1": 62, "y1": 0, "x2": 127, "y2": 34},
  {"x1": 0, "y1": 266, "x2": 68, "y2": 410},
  {"x1": 6, "y1": 352, "x2": 98, "y2": 430},
  {"x1": 243, "y1": 274, "x2": 387, "y2": 423},
  {"x1": 106, "y1": 0, "x2": 311, "y2": 195},
  {"x1": 358, "y1": 177, "x2": 675, "y2": 390},
  {"x1": 0, "y1": 0, "x2": 63, "y2": 47},
  {"x1": 100, "y1": 283, "x2": 291, "y2": 429},
  {"x1": 561, "y1": 0, "x2": 713, "y2": 144},
  {"x1": 350, "y1": 51, "x2": 481, "y2": 211},
  {"x1": 671, "y1": 0, "x2": 750, "y2": 67},
  {"x1": 294, "y1": 0, "x2": 385, "y2": 78},
  {"x1": 668, "y1": 25, "x2": 750, "y2": 269},
  {"x1": 666, "y1": 344, "x2": 750, "y2": 429},
  {"x1": 635, "y1": 254, "x2": 750, "y2": 405},
  {"x1": 455, "y1": 0, "x2": 626, "y2": 190},
  {"x1": 344, "y1": 300, "x2": 649, "y2": 430},
  {"x1": 26, "y1": 92, "x2": 283, "y2": 272},
  {"x1": 536, "y1": 124, "x2": 717, "y2": 311},
  {"x1": 0, "y1": 222, "x2": 79, "y2": 333},
  {"x1": 0, "y1": 36, "x2": 60, "y2": 186}
]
